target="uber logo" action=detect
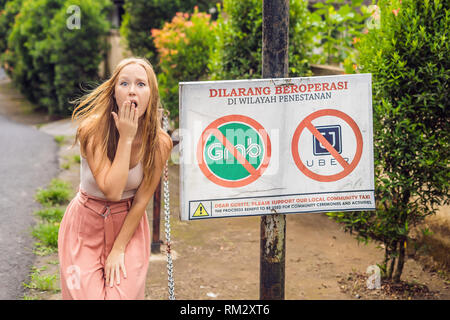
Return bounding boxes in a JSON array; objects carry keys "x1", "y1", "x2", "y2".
[{"x1": 313, "y1": 125, "x2": 342, "y2": 156}]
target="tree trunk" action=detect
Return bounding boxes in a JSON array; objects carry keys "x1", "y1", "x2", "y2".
[
  {"x1": 393, "y1": 187, "x2": 410, "y2": 283},
  {"x1": 381, "y1": 246, "x2": 389, "y2": 278},
  {"x1": 393, "y1": 240, "x2": 406, "y2": 282},
  {"x1": 386, "y1": 241, "x2": 397, "y2": 280},
  {"x1": 387, "y1": 257, "x2": 395, "y2": 280}
]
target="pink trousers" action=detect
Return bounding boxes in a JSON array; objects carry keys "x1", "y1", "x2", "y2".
[{"x1": 58, "y1": 188, "x2": 150, "y2": 300}]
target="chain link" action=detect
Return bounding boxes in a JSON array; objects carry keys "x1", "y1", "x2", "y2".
[{"x1": 162, "y1": 112, "x2": 175, "y2": 300}]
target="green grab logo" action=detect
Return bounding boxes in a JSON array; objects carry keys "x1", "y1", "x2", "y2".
[
  {"x1": 204, "y1": 122, "x2": 264, "y2": 181},
  {"x1": 197, "y1": 115, "x2": 271, "y2": 188}
]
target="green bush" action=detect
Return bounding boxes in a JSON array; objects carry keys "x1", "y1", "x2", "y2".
[
  {"x1": 2, "y1": 0, "x2": 111, "y2": 115},
  {"x1": 0, "y1": 0, "x2": 24, "y2": 59},
  {"x1": 209, "y1": 0, "x2": 314, "y2": 80},
  {"x1": 152, "y1": 8, "x2": 216, "y2": 120},
  {"x1": 309, "y1": 0, "x2": 371, "y2": 71},
  {"x1": 2, "y1": 0, "x2": 64, "y2": 108},
  {"x1": 328, "y1": 0, "x2": 449, "y2": 282},
  {"x1": 120, "y1": 0, "x2": 218, "y2": 66},
  {"x1": 48, "y1": 0, "x2": 112, "y2": 115}
]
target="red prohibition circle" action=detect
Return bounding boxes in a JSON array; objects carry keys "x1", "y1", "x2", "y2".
[
  {"x1": 291, "y1": 109, "x2": 363, "y2": 182},
  {"x1": 197, "y1": 115, "x2": 271, "y2": 188}
]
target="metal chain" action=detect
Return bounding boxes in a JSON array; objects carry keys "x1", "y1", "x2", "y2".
[{"x1": 162, "y1": 112, "x2": 175, "y2": 300}]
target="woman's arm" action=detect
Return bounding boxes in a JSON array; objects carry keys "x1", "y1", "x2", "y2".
[
  {"x1": 84, "y1": 101, "x2": 138, "y2": 201},
  {"x1": 105, "y1": 131, "x2": 173, "y2": 287},
  {"x1": 85, "y1": 136, "x2": 133, "y2": 202}
]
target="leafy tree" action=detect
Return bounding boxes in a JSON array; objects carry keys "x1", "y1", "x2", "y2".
[
  {"x1": 120, "y1": 0, "x2": 219, "y2": 66},
  {"x1": 309, "y1": 0, "x2": 371, "y2": 72},
  {"x1": 49, "y1": 0, "x2": 112, "y2": 115},
  {"x1": 0, "y1": 0, "x2": 24, "y2": 58},
  {"x1": 3, "y1": 0, "x2": 111, "y2": 115},
  {"x1": 2, "y1": 0, "x2": 65, "y2": 108},
  {"x1": 328, "y1": 0, "x2": 449, "y2": 282},
  {"x1": 152, "y1": 8, "x2": 216, "y2": 121},
  {"x1": 210, "y1": 0, "x2": 314, "y2": 80}
]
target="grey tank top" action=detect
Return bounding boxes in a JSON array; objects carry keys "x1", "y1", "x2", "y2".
[{"x1": 80, "y1": 156, "x2": 144, "y2": 200}]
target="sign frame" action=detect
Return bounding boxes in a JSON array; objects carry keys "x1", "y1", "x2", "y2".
[{"x1": 179, "y1": 74, "x2": 375, "y2": 221}]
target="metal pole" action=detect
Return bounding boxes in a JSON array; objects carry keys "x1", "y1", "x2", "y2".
[
  {"x1": 260, "y1": 0, "x2": 289, "y2": 300},
  {"x1": 151, "y1": 181, "x2": 162, "y2": 253}
]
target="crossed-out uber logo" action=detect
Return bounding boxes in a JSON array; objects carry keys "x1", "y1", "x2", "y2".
[
  {"x1": 313, "y1": 125, "x2": 342, "y2": 156},
  {"x1": 308, "y1": 124, "x2": 349, "y2": 168}
]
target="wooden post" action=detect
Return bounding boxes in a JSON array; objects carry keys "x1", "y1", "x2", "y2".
[
  {"x1": 151, "y1": 181, "x2": 162, "y2": 254},
  {"x1": 260, "y1": 0, "x2": 289, "y2": 300}
]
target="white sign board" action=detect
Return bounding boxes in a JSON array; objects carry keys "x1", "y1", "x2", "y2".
[{"x1": 179, "y1": 74, "x2": 374, "y2": 221}]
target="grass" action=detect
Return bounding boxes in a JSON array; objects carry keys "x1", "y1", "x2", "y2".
[
  {"x1": 34, "y1": 178, "x2": 72, "y2": 207},
  {"x1": 72, "y1": 154, "x2": 80, "y2": 164},
  {"x1": 23, "y1": 266, "x2": 59, "y2": 293},
  {"x1": 61, "y1": 162, "x2": 71, "y2": 170},
  {"x1": 61, "y1": 154, "x2": 81, "y2": 170},
  {"x1": 34, "y1": 207, "x2": 65, "y2": 223},
  {"x1": 33, "y1": 242, "x2": 57, "y2": 256},
  {"x1": 32, "y1": 179, "x2": 71, "y2": 251},
  {"x1": 24, "y1": 177, "x2": 72, "y2": 299},
  {"x1": 32, "y1": 223, "x2": 59, "y2": 248},
  {"x1": 53, "y1": 135, "x2": 66, "y2": 146}
]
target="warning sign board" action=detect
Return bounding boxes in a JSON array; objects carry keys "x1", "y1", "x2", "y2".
[{"x1": 180, "y1": 74, "x2": 375, "y2": 220}]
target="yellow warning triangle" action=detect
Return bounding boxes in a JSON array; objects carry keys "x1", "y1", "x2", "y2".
[{"x1": 193, "y1": 203, "x2": 209, "y2": 217}]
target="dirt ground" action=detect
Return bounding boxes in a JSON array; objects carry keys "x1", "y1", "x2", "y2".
[
  {"x1": 24, "y1": 134, "x2": 450, "y2": 301},
  {"x1": 2, "y1": 78, "x2": 448, "y2": 301}
]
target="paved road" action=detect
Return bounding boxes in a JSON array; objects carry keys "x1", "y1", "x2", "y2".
[
  {"x1": 0, "y1": 111, "x2": 59, "y2": 299},
  {"x1": 0, "y1": 67, "x2": 5, "y2": 80}
]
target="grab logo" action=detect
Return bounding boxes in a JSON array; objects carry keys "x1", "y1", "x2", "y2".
[{"x1": 197, "y1": 115, "x2": 271, "y2": 188}]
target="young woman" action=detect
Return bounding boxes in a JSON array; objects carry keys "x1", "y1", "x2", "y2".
[{"x1": 58, "y1": 57, "x2": 172, "y2": 300}]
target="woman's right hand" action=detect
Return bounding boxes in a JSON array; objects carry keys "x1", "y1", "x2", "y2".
[{"x1": 111, "y1": 101, "x2": 138, "y2": 142}]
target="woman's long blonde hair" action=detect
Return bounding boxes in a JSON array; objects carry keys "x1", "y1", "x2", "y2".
[{"x1": 71, "y1": 57, "x2": 162, "y2": 189}]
